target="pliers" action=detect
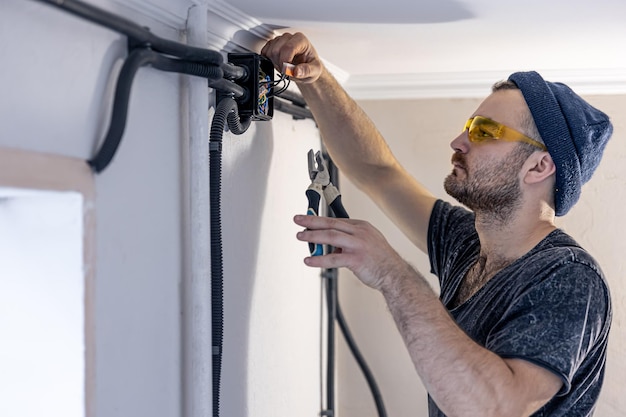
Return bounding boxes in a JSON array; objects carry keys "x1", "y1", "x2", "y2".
[{"x1": 306, "y1": 149, "x2": 350, "y2": 256}]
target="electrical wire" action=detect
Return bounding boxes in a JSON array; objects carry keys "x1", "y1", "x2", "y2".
[
  {"x1": 33, "y1": 0, "x2": 223, "y2": 65},
  {"x1": 323, "y1": 155, "x2": 388, "y2": 417},
  {"x1": 88, "y1": 47, "x2": 227, "y2": 172},
  {"x1": 324, "y1": 269, "x2": 337, "y2": 415},
  {"x1": 274, "y1": 98, "x2": 314, "y2": 120},
  {"x1": 337, "y1": 301, "x2": 388, "y2": 417},
  {"x1": 209, "y1": 97, "x2": 251, "y2": 417},
  {"x1": 28, "y1": 3, "x2": 383, "y2": 417},
  {"x1": 31, "y1": 0, "x2": 248, "y2": 173},
  {"x1": 266, "y1": 72, "x2": 291, "y2": 97}
]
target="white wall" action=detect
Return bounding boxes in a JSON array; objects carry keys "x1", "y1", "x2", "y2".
[
  {"x1": 336, "y1": 95, "x2": 626, "y2": 416},
  {"x1": 219, "y1": 113, "x2": 323, "y2": 417},
  {"x1": 1, "y1": 1, "x2": 322, "y2": 416},
  {"x1": 8, "y1": 1, "x2": 622, "y2": 416}
]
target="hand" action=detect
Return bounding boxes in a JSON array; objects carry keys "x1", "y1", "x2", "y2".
[
  {"x1": 261, "y1": 33, "x2": 323, "y2": 83},
  {"x1": 294, "y1": 214, "x2": 406, "y2": 290}
]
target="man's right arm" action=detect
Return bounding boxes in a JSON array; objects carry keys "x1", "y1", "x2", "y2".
[{"x1": 262, "y1": 33, "x2": 437, "y2": 253}]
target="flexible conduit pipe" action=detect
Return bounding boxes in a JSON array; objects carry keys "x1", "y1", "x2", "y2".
[
  {"x1": 34, "y1": 0, "x2": 223, "y2": 65},
  {"x1": 209, "y1": 97, "x2": 251, "y2": 417},
  {"x1": 88, "y1": 48, "x2": 227, "y2": 172}
]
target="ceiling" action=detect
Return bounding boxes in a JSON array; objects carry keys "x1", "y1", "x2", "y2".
[{"x1": 228, "y1": 0, "x2": 626, "y2": 99}]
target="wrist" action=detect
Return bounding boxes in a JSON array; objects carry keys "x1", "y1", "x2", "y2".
[
  {"x1": 378, "y1": 261, "x2": 433, "y2": 299},
  {"x1": 375, "y1": 258, "x2": 413, "y2": 293}
]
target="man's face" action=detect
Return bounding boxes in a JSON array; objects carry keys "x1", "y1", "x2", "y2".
[
  {"x1": 444, "y1": 145, "x2": 530, "y2": 219},
  {"x1": 444, "y1": 90, "x2": 533, "y2": 220}
]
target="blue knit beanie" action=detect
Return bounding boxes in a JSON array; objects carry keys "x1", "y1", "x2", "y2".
[{"x1": 508, "y1": 71, "x2": 613, "y2": 216}]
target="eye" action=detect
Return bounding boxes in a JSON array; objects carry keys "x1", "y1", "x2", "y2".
[{"x1": 476, "y1": 126, "x2": 496, "y2": 138}]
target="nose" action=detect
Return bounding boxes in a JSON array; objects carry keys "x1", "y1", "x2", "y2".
[{"x1": 450, "y1": 130, "x2": 470, "y2": 154}]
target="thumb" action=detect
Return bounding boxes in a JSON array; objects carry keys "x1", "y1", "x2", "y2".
[{"x1": 292, "y1": 61, "x2": 322, "y2": 83}]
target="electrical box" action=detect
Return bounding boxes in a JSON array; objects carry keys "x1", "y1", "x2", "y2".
[{"x1": 226, "y1": 53, "x2": 274, "y2": 121}]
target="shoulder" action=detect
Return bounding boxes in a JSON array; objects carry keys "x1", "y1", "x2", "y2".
[
  {"x1": 512, "y1": 230, "x2": 611, "y2": 320},
  {"x1": 526, "y1": 230, "x2": 606, "y2": 282}
]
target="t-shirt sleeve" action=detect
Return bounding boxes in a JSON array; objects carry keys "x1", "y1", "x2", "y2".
[{"x1": 485, "y1": 259, "x2": 611, "y2": 395}]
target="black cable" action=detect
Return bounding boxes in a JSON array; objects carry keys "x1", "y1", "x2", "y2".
[
  {"x1": 209, "y1": 79, "x2": 246, "y2": 100},
  {"x1": 336, "y1": 302, "x2": 388, "y2": 417},
  {"x1": 221, "y1": 62, "x2": 247, "y2": 81},
  {"x1": 324, "y1": 156, "x2": 388, "y2": 417},
  {"x1": 275, "y1": 89, "x2": 308, "y2": 108},
  {"x1": 33, "y1": 0, "x2": 223, "y2": 65},
  {"x1": 31, "y1": 7, "x2": 377, "y2": 416},
  {"x1": 208, "y1": 97, "x2": 250, "y2": 417},
  {"x1": 324, "y1": 270, "x2": 337, "y2": 415},
  {"x1": 274, "y1": 98, "x2": 314, "y2": 120},
  {"x1": 34, "y1": 0, "x2": 310, "y2": 173},
  {"x1": 88, "y1": 47, "x2": 226, "y2": 172}
]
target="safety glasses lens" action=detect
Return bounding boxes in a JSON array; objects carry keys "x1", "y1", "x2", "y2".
[{"x1": 466, "y1": 117, "x2": 500, "y2": 142}]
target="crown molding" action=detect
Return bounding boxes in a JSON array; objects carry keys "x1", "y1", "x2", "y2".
[
  {"x1": 345, "y1": 68, "x2": 626, "y2": 100},
  {"x1": 108, "y1": 0, "x2": 193, "y2": 29},
  {"x1": 205, "y1": 0, "x2": 274, "y2": 53},
  {"x1": 105, "y1": 2, "x2": 626, "y2": 100},
  {"x1": 204, "y1": 1, "x2": 350, "y2": 83}
]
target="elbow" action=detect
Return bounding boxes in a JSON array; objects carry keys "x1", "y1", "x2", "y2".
[{"x1": 434, "y1": 386, "x2": 534, "y2": 417}]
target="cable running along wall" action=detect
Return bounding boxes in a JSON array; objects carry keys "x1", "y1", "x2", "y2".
[{"x1": 30, "y1": 2, "x2": 383, "y2": 417}]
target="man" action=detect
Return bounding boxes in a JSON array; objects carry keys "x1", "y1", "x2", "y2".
[{"x1": 262, "y1": 33, "x2": 613, "y2": 416}]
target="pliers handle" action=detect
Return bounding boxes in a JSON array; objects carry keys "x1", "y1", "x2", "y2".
[
  {"x1": 306, "y1": 182, "x2": 324, "y2": 256},
  {"x1": 307, "y1": 150, "x2": 326, "y2": 255},
  {"x1": 323, "y1": 183, "x2": 349, "y2": 219}
]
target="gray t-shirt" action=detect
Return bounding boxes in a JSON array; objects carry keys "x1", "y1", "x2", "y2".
[{"x1": 427, "y1": 200, "x2": 611, "y2": 417}]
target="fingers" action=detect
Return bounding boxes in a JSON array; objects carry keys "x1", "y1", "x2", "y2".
[
  {"x1": 294, "y1": 214, "x2": 373, "y2": 259},
  {"x1": 295, "y1": 215, "x2": 353, "y2": 248},
  {"x1": 261, "y1": 32, "x2": 322, "y2": 83},
  {"x1": 294, "y1": 214, "x2": 403, "y2": 290},
  {"x1": 294, "y1": 214, "x2": 358, "y2": 233},
  {"x1": 261, "y1": 33, "x2": 301, "y2": 67},
  {"x1": 296, "y1": 227, "x2": 353, "y2": 252},
  {"x1": 302, "y1": 251, "x2": 351, "y2": 269}
]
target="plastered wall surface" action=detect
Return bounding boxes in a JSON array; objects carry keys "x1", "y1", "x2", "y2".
[
  {"x1": 5, "y1": 1, "x2": 624, "y2": 416},
  {"x1": 337, "y1": 95, "x2": 626, "y2": 416},
  {"x1": 219, "y1": 112, "x2": 323, "y2": 417},
  {"x1": 2, "y1": 2, "x2": 184, "y2": 415},
  {"x1": 1, "y1": 1, "x2": 322, "y2": 416}
]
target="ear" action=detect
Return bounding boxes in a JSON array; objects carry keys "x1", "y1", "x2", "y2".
[{"x1": 523, "y1": 151, "x2": 556, "y2": 185}]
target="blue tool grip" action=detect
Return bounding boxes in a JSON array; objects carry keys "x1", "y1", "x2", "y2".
[
  {"x1": 329, "y1": 195, "x2": 349, "y2": 219},
  {"x1": 306, "y1": 189, "x2": 323, "y2": 256}
]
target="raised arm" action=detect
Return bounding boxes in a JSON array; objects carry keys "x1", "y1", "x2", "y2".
[{"x1": 262, "y1": 33, "x2": 437, "y2": 253}]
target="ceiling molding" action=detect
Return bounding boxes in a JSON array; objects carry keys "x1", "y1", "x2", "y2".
[
  {"x1": 345, "y1": 68, "x2": 626, "y2": 101},
  {"x1": 205, "y1": 0, "x2": 274, "y2": 53},
  {"x1": 107, "y1": 2, "x2": 626, "y2": 100},
  {"x1": 109, "y1": 0, "x2": 190, "y2": 29},
  {"x1": 204, "y1": 1, "x2": 350, "y2": 83}
]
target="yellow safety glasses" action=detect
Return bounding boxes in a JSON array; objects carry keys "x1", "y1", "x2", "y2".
[{"x1": 463, "y1": 116, "x2": 547, "y2": 151}]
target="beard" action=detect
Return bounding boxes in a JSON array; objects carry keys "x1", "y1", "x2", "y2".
[{"x1": 444, "y1": 146, "x2": 531, "y2": 222}]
